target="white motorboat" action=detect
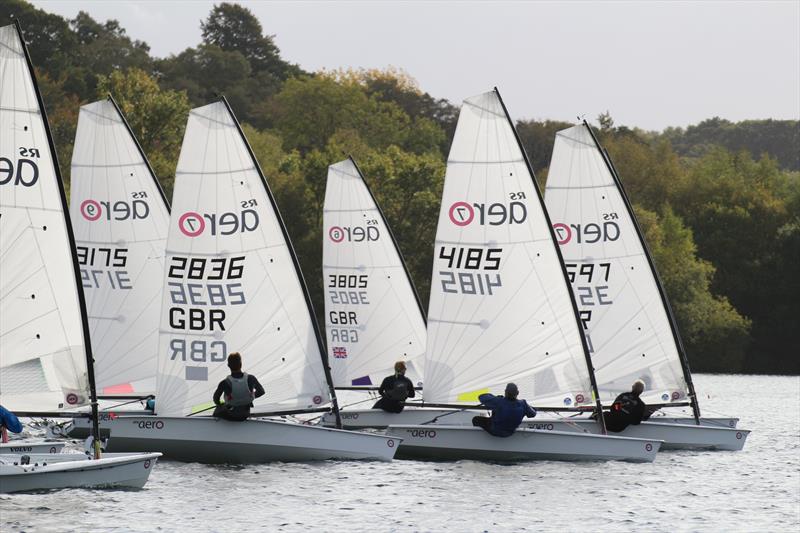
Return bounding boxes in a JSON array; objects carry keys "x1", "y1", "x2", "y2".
[
  {"x1": 387, "y1": 89, "x2": 663, "y2": 462},
  {"x1": 100, "y1": 98, "x2": 399, "y2": 462},
  {"x1": 0, "y1": 441, "x2": 65, "y2": 454},
  {"x1": 543, "y1": 121, "x2": 750, "y2": 450},
  {"x1": 0, "y1": 452, "x2": 161, "y2": 493}
]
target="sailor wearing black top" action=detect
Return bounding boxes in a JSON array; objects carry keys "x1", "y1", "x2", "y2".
[
  {"x1": 373, "y1": 361, "x2": 415, "y2": 413},
  {"x1": 213, "y1": 352, "x2": 265, "y2": 421},
  {"x1": 604, "y1": 379, "x2": 651, "y2": 432}
]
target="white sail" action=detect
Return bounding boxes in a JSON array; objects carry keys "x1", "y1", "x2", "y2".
[
  {"x1": 0, "y1": 24, "x2": 90, "y2": 411},
  {"x1": 543, "y1": 124, "x2": 688, "y2": 405},
  {"x1": 323, "y1": 158, "x2": 426, "y2": 387},
  {"x1": 69, "y1": 98, "x2": 170, "y2": 396},
  {"x1": 155, "y1": 100, "x2": 329, "y2": 417},
  {"x1": 424, "y1": 90, "x2": 592, "y2": 406}
]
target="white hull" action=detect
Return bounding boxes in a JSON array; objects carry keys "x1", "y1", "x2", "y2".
[
  {"x1": 321, "y1": 408, "x2": 485, "y2": 429},
  {"x1": 99, "y1": 416, "x2": 399, "y2": 463},
  {"x1": 0, "y1": 441, "x2": 65, "y2": 454},
  {"x1": 64, "y1": 410, "x2": 152, "y2": 439},
  {"x1": 386, "y1": 425, "x2": 661, "y2": 462},
  {"x1": 0, "y1": 452, "x2": 160, "y2": 493},
  {"x1": 648, "y1": 416, "x2": 738, "y2": 428},
  {"x1": 521, "y1": 419, "x2": 749, "y2": 451}
]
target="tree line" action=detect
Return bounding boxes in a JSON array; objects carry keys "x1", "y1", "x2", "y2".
[{"x1": 2, "y1": 0, "x2": 798, "y2": 374}]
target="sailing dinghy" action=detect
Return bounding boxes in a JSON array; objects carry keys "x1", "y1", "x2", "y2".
[
  {"x1": 64, "y1": 96, "x2": 170, "y2": 438},
  {"x1": 319, "y1": 158, "x2": 478, "y2": 428},
  {"x1": 0, "y1": 21, "x2": 161, "y2": 491},
  {"x1": 386, "y1": 89, "x2": 662, "y2": 462},
  {"x1": 541, "y1": 122, "x2": 749, "y2": 450},
  {"x1": 96, "y1": 99, "x2": 399, "y2": 462}
]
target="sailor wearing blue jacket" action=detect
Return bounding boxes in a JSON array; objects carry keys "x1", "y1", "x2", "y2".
[
  {"x1": 472, "y1": 383, "x2": 537, "y2": 437},
  {"x1": 1, "y1": 405, "x2": 23, "y2": 442}
]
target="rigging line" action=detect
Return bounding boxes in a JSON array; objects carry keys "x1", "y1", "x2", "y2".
[{"x1": 100, "y1": 397, "x2": 152, "y2": 410}]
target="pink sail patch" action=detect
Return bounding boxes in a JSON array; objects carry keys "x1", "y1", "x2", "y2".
[{"x1": 103, "y1": 383, "x2": 135, "y2": 394}]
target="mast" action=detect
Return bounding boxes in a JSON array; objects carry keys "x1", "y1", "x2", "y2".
[
  {"x1": 106, "y1": 94, "x2": 171, "y2": 213},
  {"x1": 582, "y1": 120, "x2": 701, "y2": 423},
  {"x1": 14, "y1": 20, "x2": 102, "y2": 455},
  {"x1": 493, "y1": 88, "x2": 607, "y2": 433},
  {"x1": 219, "y1": 96, "x2": 342, "y2": 429},
  {"x1": 347, "y1": 156, "x2": 427, "y2": 324}
]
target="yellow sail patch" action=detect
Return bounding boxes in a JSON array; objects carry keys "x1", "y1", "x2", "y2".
[
  {"x1": 457, "y1": 388, "x2": 489, "y2": 402},
  {"x1": 190, "y1": 401, "x2": 216, "y2": 414}
]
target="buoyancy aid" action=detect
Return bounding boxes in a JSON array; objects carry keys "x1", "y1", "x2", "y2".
[{"x1": 225, "y1": 373, "x2": 254, "y2": 407}]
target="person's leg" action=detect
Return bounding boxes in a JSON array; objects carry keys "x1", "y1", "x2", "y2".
[
  {"x1": 472, "y1": 416, "x2": 492, "y2": 433},
  {"x1": 604, "y1": 412, "x2": 628, "y2": 433}
]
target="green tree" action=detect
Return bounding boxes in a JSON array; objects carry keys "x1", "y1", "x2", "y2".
[
  {"x1": 636, "y1": 206, "x2": 751, "y2": 372},
  {"x1": 201, "y1": 2, "x2": 300, "y2": 79}
]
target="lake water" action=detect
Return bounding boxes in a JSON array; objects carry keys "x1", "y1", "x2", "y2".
[{"x1": 1, "y1": 374, "x2": 798, "y2": 532}]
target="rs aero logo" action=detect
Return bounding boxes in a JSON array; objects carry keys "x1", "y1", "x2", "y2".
[
  {"x1": 137, "y1": 420, "x2": 164, "y2": 430},
  {"x1": 409, "y1": 429, "x2": 436, "y2": 438},
  {"x1": 553, "y1": 214, "x2": 621, "y2": 245},
  {"x1": 449, "y1": 192, "x2": 528, "y2": 227},
  {"x1": 80, "y1": 192, "x2": 151, "y2": 222},
  {"x1": 178, "y1": 200, "x2": 259, "y2": 237},
  {"x1": 329, "y1": 225, "x2": 380, "y2": 243},
  {"x1": 0, "y1": 147, "x2": 42, "y2": 187}
]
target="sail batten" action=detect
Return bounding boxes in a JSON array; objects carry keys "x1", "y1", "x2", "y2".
[
  {"x1": 0, "y1": 23, "x2": 92, "y2": 412},
  {"x1": 544, "y1": 123, "x2": 689, "y2": 406},
  {"x1": 156, "y1": 99, "x2": 330, "y2": 417},
  {"x1": 69, "y1": 98, "x2": 170, "y2": 396},
  {"x1": 424, "y1": 90, "x2": 593, "y2": 407},
  {"x1": 323, "y1": 158, "x2": 426, "y2": 387}
]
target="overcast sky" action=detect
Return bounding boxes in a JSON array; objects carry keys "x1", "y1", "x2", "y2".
[{"x1": 33, "y1": 0, "x2": 800, "y2": 131}]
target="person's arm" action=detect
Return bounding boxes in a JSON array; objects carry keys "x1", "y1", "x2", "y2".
[
  {"x1": 213, "y1": 380, "x2": 226, "y2": 406},
  {"x1": 478, "y1": 393, "x2": 499, "y2": 409},
  {"x1": 0, "y1": 406, "x2": 23, "y2": 433},
  {"x1": 405, "y1": 377, "x2": 416, "y2": 398},
  {"x1": 524, "y1": 401, "x2": 537, "y2": 418},
  {"x1": 378, "y1": 376, "x2": 391, "y2": 397},
  {"x1": 249, "y1": 375, "x2": 266, "y2": 399}
]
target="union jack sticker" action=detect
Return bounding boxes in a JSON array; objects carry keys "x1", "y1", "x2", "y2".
[{"x1": 333, "y1": 347, "x2": 348, "y2": 359}]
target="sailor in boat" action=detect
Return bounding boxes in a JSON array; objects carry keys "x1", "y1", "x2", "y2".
[
  {"x1": 0, "y1": 405, "x2": 23, "y2": 442},
  {"x1": 471, "y1": 383, "x2": 537, "y2": 437},
  {"x1": 212, "y1": 352, "x2": 266, "y2": 421},
  {"x1": 373, "y1": 361, "x2": 416, "y2": 413},
  {"x1": 604, "y1": 379, "x2": 652, "y2": 432}
]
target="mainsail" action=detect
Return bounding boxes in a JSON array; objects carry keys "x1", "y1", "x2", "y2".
[
  {"x1": 155, "y1": 99, "x2": 331, "y2": 417},
  {"x1": 69, "y1": 97, "x2": 170, "y2": 396},
  {"x1": 424, "y1": 89, "x2": 594, "y2": 407},
  {"x1": 0, "y1": 23, "x2": 92, "y2": 412},
  {"x1": 543, "y1": 123, "x2": 691, "y2": 407},
  {"x1": 323, "y1": 157, "x2": 426, "y2": 387}
]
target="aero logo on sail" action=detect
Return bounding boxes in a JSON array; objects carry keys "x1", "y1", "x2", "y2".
[
  {"x1": 328, "y1": 225, "x2": 380, "y2": 243},
  {"x1": 553, "y1": 221, "x2": 620, "y2": 245},
  {"x1": 0, "y1": 148, "x2": 43, "y2": 187},
  {"x1": 178, "y1": 208, "x2": 259, "y2": 237},
  {"x1": 448, "y1": 194, "x2": 528, "y2": 227},
  {"x1": 80, "y1": 193, "x2": 151, "y2": 221}
]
